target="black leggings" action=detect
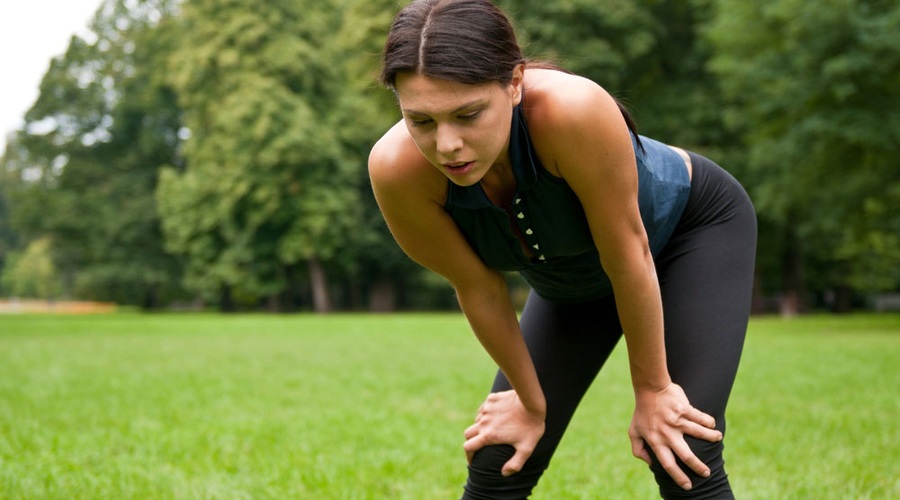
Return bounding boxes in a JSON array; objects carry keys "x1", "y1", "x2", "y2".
[{"x1": 462, "y1": 154, "x2": 757, "y2": 499}]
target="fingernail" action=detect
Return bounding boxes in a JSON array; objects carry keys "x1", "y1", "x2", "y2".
[
  {"x1": 681, "y1": 482, "x2": 692, "y2": 490},
  {"x1": 702, "y1": 469, "x2": 711, "y2": 478}
]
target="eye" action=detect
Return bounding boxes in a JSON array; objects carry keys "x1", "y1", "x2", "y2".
[
  {"x1": 409, "y1": 117, "x2": 433, "y2": 128},
  {"x1": 458, "y1": 111, "x2": 482, "y2": 122}
]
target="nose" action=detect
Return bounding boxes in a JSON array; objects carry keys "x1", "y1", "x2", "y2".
[{"x1": 435, "y1": 123, "x2": 463, "y2": 157}]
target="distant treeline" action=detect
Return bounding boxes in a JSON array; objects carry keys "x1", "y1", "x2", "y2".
[{"x1": 1, "y1": 0, "x2": 898, "y2": 314}]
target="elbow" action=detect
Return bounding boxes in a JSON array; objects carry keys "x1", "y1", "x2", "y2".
[
  {"x1": 453, "y1": 271, "x2": 509, "y2": 308},
  {"x1": 598, "y1": 239, "x2": 655, "y2": 285}
]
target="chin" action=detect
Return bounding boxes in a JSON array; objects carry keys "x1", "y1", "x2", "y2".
[{"x1": 445, "y1": 175, "x2": 481, "y2": 187}]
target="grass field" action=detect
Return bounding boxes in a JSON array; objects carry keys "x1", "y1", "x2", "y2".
[{"x1": 0, "y1": 313, "x2": 897, "y2": 499}]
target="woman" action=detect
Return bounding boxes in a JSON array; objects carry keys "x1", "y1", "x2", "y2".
[{"x1": 368, "y1": 0, "x2": 757, "y2": 498}]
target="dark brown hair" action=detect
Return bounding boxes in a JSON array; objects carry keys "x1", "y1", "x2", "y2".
[
  {"x1": 380, "y1": 0, "x2": 640, "y2": 137},
  {"x1": 379, "y1": 0, "x2": 525, "y2": 88}
]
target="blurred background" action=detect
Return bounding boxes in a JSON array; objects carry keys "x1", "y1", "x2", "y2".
[{"x1": 1, "y1": 0, "x2": 898, "y2": 315}]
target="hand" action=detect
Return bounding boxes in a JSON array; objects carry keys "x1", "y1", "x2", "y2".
[
  {"x1": 463, "y1": 390, "x2": 546, "y2": 476},
  {"x1": 628, "y1": 383, "x2": 722, "y2": 491}
]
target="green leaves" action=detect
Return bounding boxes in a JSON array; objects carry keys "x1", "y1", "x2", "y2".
[
  {"x1": 707, "y1": 0, "x2": 900, "y2": 295},
  {"x1": 3, "y1": 0, "x2": 895, "y2": 309},
  {"x1": 155, "y1": 0, "x2": 394, "y2": 308}
]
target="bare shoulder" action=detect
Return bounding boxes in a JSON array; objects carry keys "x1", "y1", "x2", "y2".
[
  {"x1": 369, "y1": 120, "x2": 445, "y2": 201},
  {"x1": 523, "y1": 69, "x2": 622, "y2": 123},
  {"x1": 368, "y1": 120, "x2": 497, "y2": 288},
  {"x1": 521, "y1": 70, "x2": 631, "y2": 174}
]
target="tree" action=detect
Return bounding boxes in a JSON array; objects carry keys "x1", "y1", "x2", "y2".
[
  {"x1": 495, "y1": 1, "x2": 730, "y2": 153},
  {"x1": 327, "y1": 0, "x2": 441, "y2": 311},
  {"x1": 158, "y1": 0, "x2": 387, "y2": 312},
  {"x1": 0, "y1": 237, "x2": 62, "y2": 299},
  {"x1": 0, "y1": 151, "x2": 18, "y2": 288},
  {"x1": 1, "y1": 0, "x2": 186, "y2": 307},
  {"x1": 706, "y1": 0, "x2": 900, "y2": 312}
]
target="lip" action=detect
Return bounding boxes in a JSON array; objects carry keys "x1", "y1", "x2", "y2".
[{"x1": 442, "y1": 161, "x2": 475, "y2": 176}]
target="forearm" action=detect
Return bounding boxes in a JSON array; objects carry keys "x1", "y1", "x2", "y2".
[
  {"x1": 609, "y1": 251, "x2": 671, "y2": 393},
  {"x1": 456, "y1": 274, "x2": 546, "y2": 414}
]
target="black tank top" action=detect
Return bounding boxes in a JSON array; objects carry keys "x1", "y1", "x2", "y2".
[{"x1": 443, "y1": 104, "x2": 690, "y2": 302}]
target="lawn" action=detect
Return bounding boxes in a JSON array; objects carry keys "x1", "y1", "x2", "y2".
[{"x1": 0, "y1": 313, "x2": 897, "y2": 499}]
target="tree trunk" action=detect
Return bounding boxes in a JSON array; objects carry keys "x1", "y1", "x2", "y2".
[
  {"x1": 266, "y1": 294, "x2": 282, "y2": 313},
  {"x1": 832, "y1": 285, "x2": 854, "y2": 313},
  {"x1": 369, "y1": 277, "x2": 396, "y2": 312},
  {"x1": 308, "y1": 257, "x2": 332, "y2": 313},
  {"x1": 220, "y1": 284, "x2": 236, "y2": 313},
  {"x1": 142, "y1": 285, "x2": 159, "y2": 310},
  {"x1": 750, "y1": 268, "x2": 766, "y2": 314},
  {"x1": 780, "y1": 222, "x2": 804, "y2": 317}
]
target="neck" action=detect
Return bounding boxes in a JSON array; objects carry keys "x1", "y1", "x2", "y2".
[{"x1": 480, "y1": 159, "x2": 516, "y2": 207}]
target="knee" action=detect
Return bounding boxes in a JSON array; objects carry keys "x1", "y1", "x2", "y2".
[
  {"x1": 648, "y1": 437, "x2": 734, "y2": 499},
  {"x1": 462, "y1": 445, "x2": 550, "y2": 500}
]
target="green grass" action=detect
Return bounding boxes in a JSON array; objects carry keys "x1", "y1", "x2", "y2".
[{"x1": 0, "y1": 313, "x2": 897, "y2": 499}]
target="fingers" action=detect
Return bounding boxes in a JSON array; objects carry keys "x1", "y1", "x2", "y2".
[
  {"x1": 654, "y1": 446, "x2": 694, "y2": 491},
  {"x1": 670, "y1": 437, "x2": 712, "y2": 478},
  {"x1": 686, "y1": 406, "x2": 718, "y2": 431},
  {"x1": 649, "y1": 428, "x2": 717, "y2": 490},
  {"x1": 681, "y1": 406, "x2": 722, "y2": 443},
  {"x1": 629, "y1": 432, "x2": 652, "y2": 466},
  {"x1": 463, "y1": 433, "x2": 486, "y2": 465},
  {"x1": 501, "y1": 447, "x2": 532, "y2": 477},
  {"x1": 683, "y1": 419, "x2": 723, "y2": 443},
  {"x1": 634, "y1": 435, "x2": 705, "y2": 490}
]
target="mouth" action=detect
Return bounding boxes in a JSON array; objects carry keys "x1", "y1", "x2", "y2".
[{"x1": 442, "y1": 161, "x2": 475, "y2": 175}]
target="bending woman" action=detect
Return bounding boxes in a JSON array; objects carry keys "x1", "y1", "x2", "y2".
[{"x1": 368, "y1": 0, "x2": 757, "y2": 498}]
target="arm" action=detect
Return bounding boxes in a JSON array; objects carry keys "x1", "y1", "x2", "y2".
[
  {"x1": 368, "y1": 126, "x2": 545, "y2": 472},
  {"x1": 530, "y1": 77, "x2": 669, "y2": 390},
  {"x1": 529, "y1": 75, "x2": 721, "y2": 489}
]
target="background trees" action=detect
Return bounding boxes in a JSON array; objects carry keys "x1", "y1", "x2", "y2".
[
  {"x1": 1, "y1": 0, "x2": 896, "y2": 312},
  {"x1": 707, "y1": 0, "x2": 900, "y2": 312},
  {"x1": 1, "y1": 0, "x2": 184, "y2": 307}
]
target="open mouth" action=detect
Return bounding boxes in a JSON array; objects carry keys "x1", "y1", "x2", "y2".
[{"x1": 444, "y1": 161, "x2": 475, "y2": 174}]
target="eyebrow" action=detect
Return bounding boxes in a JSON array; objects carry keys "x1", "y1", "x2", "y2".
[{"x1": 401, "y1": 99, "x2": 488, "y2": 117}]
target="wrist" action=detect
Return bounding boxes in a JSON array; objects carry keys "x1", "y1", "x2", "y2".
[
  {"x1": 515, "y1": 391, "x2": 547, "y2": 417},
  {"x1": 632, "y1": 375, "x2": 673, "y2": 395}
]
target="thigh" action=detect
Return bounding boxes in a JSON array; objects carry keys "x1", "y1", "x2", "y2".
[
  {"x1": 463, "y1": 292, "x2": 623, "y2": 499},
  {"x1": 497, "y1": 292, "x2": 623, "y2": 434},
  {"x1": 649, "y1": 156, "x2": 757, "y2": 497},
  {"x1": 657, "y1": 157, "x2": 757, "y2": 419}
]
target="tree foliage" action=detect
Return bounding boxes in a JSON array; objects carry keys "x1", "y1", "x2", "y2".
[
  {"x1": 156, "y1": 0, "x2": 403, "y2": 311},
  {"x1": 707, "y1": 0, "x2": 900, "y2": 299},
  {"x1": 1, "y1": 0, "x2": 184, "y2": 306},
  {"x1": 1, "y1": 0, "x2": 895, "y2": 311},
  {"x1": 0, "y1": 237, "x2": 61, "y2": 299}
]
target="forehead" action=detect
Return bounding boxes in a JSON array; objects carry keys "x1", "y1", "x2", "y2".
[{"x1": 395, "y1": 73, "x2": 501, "y2": 115}]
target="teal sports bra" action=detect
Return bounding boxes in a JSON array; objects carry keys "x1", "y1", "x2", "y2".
[{"x1": 443, "y1": 104, "x2": 691, "y2": 303}]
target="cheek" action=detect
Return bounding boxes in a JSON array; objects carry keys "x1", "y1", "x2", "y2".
[
  {"x1": 407, "y1": 129, "x2": 436, "y2": 154},
  {"x1": 480, "y1": 123, "x2": 508, "y2": 153}
]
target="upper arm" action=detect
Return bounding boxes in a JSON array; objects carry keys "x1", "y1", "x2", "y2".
[
  {"x1": 368, "y1": 122, "x2": 504, "y2": 292},
  {"x1": 531, "y1": 78, "x2": 649, "y2": 276}
]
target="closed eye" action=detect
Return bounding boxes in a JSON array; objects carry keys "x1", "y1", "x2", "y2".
[
  {"x1": 458, "y1": 110, "x2": 482, "y2": 122},
  {"x1": 409, "y1": 117, "x2": 433, "y2": 127}
]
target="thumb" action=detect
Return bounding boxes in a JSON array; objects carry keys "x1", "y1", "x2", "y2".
[
  {"x1": 501, "y1": 448, "x2": 531, "y2": 477},
  {"x1": 630, "y1": 434, "x2": 652, "y2": 466}
]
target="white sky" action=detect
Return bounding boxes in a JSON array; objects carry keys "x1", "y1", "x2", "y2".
[{"x1": 0, "y1": 0, "x2": 103, "y2": 153}]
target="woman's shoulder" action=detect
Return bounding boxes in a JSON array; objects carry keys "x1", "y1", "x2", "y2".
[
  {"x1": 523, "y1": 69, "x2": 621, "y2": 130},
  {"x1": 369, "y1": 120, "x2": 447, "y2": 204},
  {"x1": 522, "y1": 69, "x2": 630, "y2": 172}
]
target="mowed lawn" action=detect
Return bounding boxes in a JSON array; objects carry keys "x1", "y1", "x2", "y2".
[{"x1": 0, "y1": 313, "x2": 896, "y2": 499}]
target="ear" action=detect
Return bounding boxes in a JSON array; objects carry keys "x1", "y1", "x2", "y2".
[{"x1": 509, "y1": 63, "x2": 525, "y2": 105}]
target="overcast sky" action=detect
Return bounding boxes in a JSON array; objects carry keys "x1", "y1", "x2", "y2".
[{"x1": 0, "y1": 0, "x2": 103, "y2": 153}]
